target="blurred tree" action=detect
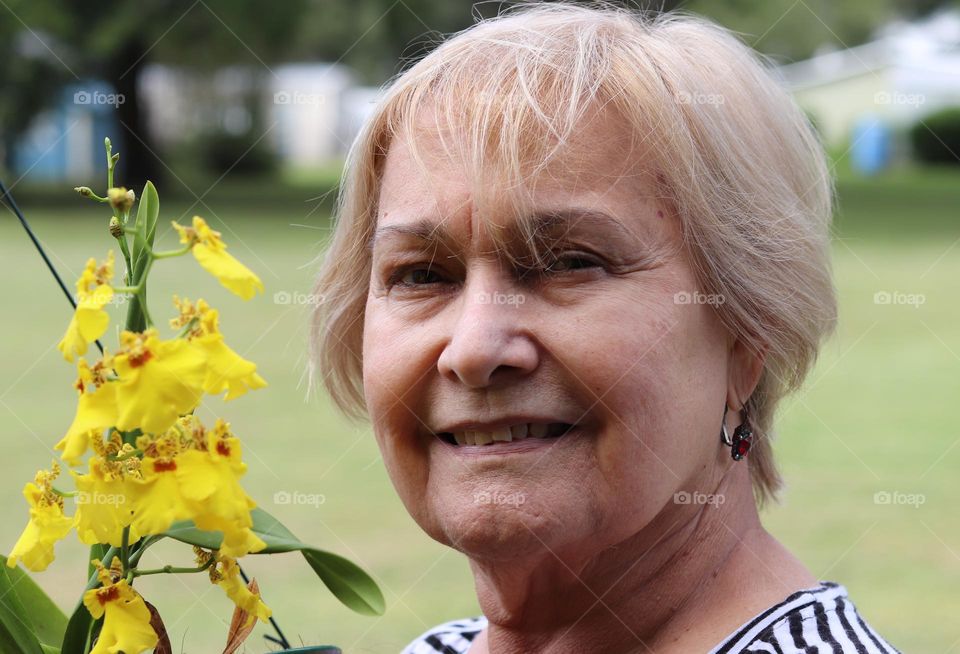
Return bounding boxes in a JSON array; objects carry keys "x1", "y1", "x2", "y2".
[
  {"x1": 3, "y1": 0, "x2": 960, "y2": 186},
  {"x1": 0, "y1": 0, "x2": 308, "y2": 190}
]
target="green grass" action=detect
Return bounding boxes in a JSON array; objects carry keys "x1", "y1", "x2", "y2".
[{"x1": 1, "y1": 164, "x2": 958, "y2": 653}]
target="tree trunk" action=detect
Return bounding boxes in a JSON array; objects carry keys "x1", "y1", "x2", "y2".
[{"x1": 107, "y1": 36, "x2": 163, "y2": 192}]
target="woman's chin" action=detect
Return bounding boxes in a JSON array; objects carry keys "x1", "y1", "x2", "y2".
[{"x1": 426, "y1": 492, "x2": 592, "y2": 561}]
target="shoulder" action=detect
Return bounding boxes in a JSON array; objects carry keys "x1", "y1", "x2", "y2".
[
  {"x1": 709, "y1": 581, "x2": 902, "y2": 654},
  {"x1": 400, "y1": 616, "x2": 488, "y2": 654}
]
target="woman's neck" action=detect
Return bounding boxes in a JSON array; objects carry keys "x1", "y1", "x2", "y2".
[{"x1": 465, "y1": 463, "x2": 816, "y2": 654}]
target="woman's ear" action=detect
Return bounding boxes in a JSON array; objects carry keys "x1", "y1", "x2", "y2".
[{"x1": 727, "y1": 339, "x2": 768, "y2": 409}]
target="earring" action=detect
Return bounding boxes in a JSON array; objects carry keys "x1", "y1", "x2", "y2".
[{"x1": 720, "y1": 404, "x2": 753, "y2": 461}]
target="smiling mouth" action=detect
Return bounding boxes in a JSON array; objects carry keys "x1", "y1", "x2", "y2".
[{"x1": 436, "y1": 422, "x2": 575, "y2": 446}]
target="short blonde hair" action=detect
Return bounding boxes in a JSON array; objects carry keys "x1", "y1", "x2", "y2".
[{"x1": 308, "y1": 1, "x2": 837, "y2": 506}]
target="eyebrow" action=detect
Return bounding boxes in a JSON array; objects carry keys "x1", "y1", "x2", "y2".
[{"x1": 367, "y1": 208, "x2": 643, "y2": 252}]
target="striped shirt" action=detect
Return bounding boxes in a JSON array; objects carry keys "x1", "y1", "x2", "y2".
[{"x1": 400, "y1": 581, "x2": 901, "y2": 653}]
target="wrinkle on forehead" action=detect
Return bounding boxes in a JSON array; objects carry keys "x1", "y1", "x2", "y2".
[{"x1": 374, "y1": 100, "x2": 680, "y2": 268}]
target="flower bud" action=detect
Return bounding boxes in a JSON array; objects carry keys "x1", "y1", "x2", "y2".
[
  {"x1": 108, "y1": 216, "x2": 123, "y2": 238},
  {"x1": 108, "y1": 187, "x2": 134, "y2": 213}
]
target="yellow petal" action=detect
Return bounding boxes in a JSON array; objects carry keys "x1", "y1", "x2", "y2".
[
  {"x1": 57, "y1": 382, "x2": 118, "y2": 465},
  {"x1": 192, "y1": 244, "x2": 264, "y2": 300},
  {"x1": 7, "y1": 483, "x2": 73, "y2": 572},
  {"x1": 113, "y1": 332, "x2": 205, "y2": 434},
  {"x1": 57, "y1": 285, "x2": 113, "y2": 362},
  {"x1": 71, "y1": 461, "x2": 139, "y2": 547},
  {"x1": 83, "y1": 580, "x2": 158, "y2": 654},
  {"x1": 193, "y1": 334, "x2": 267, "y2": 400}
]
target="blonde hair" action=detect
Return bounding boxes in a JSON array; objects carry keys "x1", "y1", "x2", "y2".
[{"x1": 308, "y1": 1, "x2": 837, "y2": 506}]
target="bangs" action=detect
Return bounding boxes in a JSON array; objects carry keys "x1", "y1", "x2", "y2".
[{"x1": 369, "y1": 8, "x2": 674, "y2": 271}]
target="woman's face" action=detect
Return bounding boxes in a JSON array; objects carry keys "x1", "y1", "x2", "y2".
[{"x1": 363, "y1": 108, "x2": 742, "y2": 564}]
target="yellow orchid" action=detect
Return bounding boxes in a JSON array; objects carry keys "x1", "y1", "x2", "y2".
[
  {"x1": 56, "y1": 358, "x2": 118, "y2": 465},
  {"x1": 83, "y1": 557, "x2": 158, "y2": 654},
  {"x1": 210, "y1": 553, "x2": 272, "y2": 628},
  {"x1": 58, "y1": 251, "x2": 115, "y2": 362},
  {"x1": 72, "y1": 453, "x2": 140, "y2": 547},
  {"x1": 128, "y1": 417, "x2": 263, "y2": 555},
  {"x1": 172, "y1": 216, "x2": 264, "y2": 300},
  {"x1": 111, "y1": 328, "x2": 206, "y2": 434},
  {"x1": 7, "y1": 463, "x2": 74, "y2": 572},
  {"x1": 171, "y1": 296, "x2": 267, "y2": 400},
  {"x1": 128, "y1": 425, "x2": 194, "y2": 536},
  {"x1": 174, "y1": 418, "x2": 266, "y2": 557}
]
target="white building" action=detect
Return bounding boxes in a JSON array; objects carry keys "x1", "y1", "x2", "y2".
[{"x1": 776, "y1": 9, "x2": 960, "y2": 147}]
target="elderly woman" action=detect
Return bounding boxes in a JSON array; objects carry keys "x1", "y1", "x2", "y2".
[{"x1": 309, "y1": 3, "x2": 901, "y2": 653}]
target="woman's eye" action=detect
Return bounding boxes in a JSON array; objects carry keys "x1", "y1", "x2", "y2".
[
  {"x1": 544, "y1": 252, "x2": 604, "y2": 273},
  {"x1": 390, "y1": 265, "x2": 446, "y2": 287}
]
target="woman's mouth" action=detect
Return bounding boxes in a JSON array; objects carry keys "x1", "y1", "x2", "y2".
[{"x1": 436, "y1": 422, "x2": 575, "y2": 447}]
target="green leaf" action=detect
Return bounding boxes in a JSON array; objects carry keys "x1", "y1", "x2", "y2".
[
  {"x1": 162, "y1": 508, "x2": 385, "y2": 616},
  {"x1": 59, "y1": 601, "x2": 91, "y2": 654},
  {"x1": 0, "y1": 560, "x2": 44, "y2": 654},
  {"x1": 0, "y1": 557, "x2": 67, "y2": 649},
  {"x1": 126, "y1": 180, "x2": 160, "y2": 333},
  {"x1": 301, "y1": 549, "x2": 385, "y2": 617}
]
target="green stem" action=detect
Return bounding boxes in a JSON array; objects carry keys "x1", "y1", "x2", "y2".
[
  {"x1": 115, "y1": 235, "x2": 133, "y2": 285},
  {"x1": 84, "y1": 546, "x2": 118, "y2": 591},
  {"x1": 175, "y1": 317, "x2": 199, "y2": 339},
  {"x1": 112, "y1": 285, "x2": 140, "y2": 294},
  {"x1": 132, "y1": 558, "x2": 215, "y2": 578},
  {"x1": 120, "y1": 527, "x2": 130, "y2": 578},
  {"x1": 128, "y1": 535, "x2": 164, "y2": 568},
  {"x1": 106, "y1": 449, "x2": 143, "y2": 462},
  {"x1": 151, "y1": 244, "x2": 192, "y2": 259}
]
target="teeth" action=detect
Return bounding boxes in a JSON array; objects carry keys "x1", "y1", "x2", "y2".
[
  {"x1": 449, "y1": 423, "x2": 565, "y2": 446},
  {"x1": 492, "y1": 428, "x2": 512, "y2": 442}
]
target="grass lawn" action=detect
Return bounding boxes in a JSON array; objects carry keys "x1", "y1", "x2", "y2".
[{"x1": 0, "y1": 164, "x2": 958, "y2": 653}]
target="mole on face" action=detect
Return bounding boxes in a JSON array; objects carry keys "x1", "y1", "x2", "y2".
[{"x1": 656, "y1": 210, "x2": 664, "y2": 219}]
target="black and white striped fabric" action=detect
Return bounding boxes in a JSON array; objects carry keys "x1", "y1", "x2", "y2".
[{"x1": 400, "y1": 581, "x2": 902, "y2": 653}]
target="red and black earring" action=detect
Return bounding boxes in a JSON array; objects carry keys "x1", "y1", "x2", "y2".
[{"x1": 720, "y1": 404, "x2": 753, "y2": 461}]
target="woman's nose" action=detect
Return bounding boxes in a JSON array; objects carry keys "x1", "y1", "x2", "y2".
[{"x1": 436, "y1": 276, "x2": 539, "y2": 388}]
